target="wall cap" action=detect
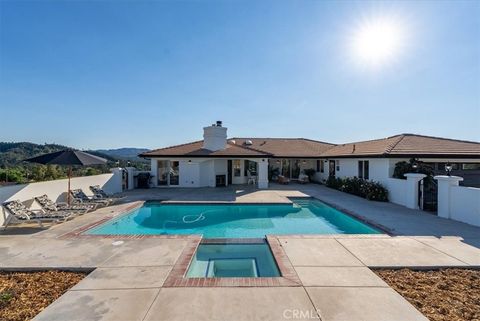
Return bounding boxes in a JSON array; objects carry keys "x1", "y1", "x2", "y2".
[
  {"x1": 404, "y1": 173, "x2": 427, "y2": 178},
  {"x1": 434, "y1": 175, "x2": 464, "y2": 182}
]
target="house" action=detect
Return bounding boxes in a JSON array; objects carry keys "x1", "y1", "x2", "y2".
[{"x1": 140, "y1": 121, "x2": 480, "y2": 189}]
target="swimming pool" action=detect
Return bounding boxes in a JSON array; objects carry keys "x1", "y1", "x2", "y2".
[{"x1": 86, "y1": 198, "x2": 380, "y2": 238}]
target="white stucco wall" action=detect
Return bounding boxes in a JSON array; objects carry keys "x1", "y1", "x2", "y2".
[
  {"x1": 0, "y1": 172, "x2": 122, "y2": 226},
  {"x1": 179, "y1": 161, "x2": 200, "y2": 187},
  {"x1": 450, "y1": 186, "x2": 480, "y2": 227},
  {"x1": 313, "y1": 158, "x2": 410, "y2": 205},
  {"x1": 383, "y1": 178, "x2": 408, "y2": 206}
]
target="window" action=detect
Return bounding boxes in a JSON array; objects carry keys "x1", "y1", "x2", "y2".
[
  {"x1": 358, "y1": 160, "x2": 369, "y2": 179},
  {"x1": 316, "y1": 160, "x2": 325, "y2": 173},
  {"x1": 336, "y1": 160, "x2": 340, "y2": 171},
  {"x1": 463, "y1": 163, "x2": 480, "y2": 170},
  {"x1": 233, "y1": 160, "x2": 241, "y2": 177},
  {"x1": 244, "y1": 160, "x2": 257, "y2": 176}
]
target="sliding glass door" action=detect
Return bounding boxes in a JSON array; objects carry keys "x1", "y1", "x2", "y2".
[
  {"x1": 157, "y1": 160, "x2": 180, "y2": 186},
  {"x1": 157, "y1": 161, "x2": 169, "y2": 185},
  {"x1": 170, "y1": 161, "x2": 179, "y2": 186}
]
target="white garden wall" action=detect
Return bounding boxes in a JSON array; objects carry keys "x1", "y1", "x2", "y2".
[
  {"x1": 449, "y1": 185, "x2": 480, "y2": 227},
  {"x1": 0, "y1": 172, "x2": 122, "y2": 226},
  {"x1": 383, "y1": 178, "x2": 408, "y2": 207}
]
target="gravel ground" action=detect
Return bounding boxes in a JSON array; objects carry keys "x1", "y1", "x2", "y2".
[
  {"x1": 376, "y1": 268, "x2": 480, "y2": 321},
  {"x1": 0, "y1": 270, "x2": 86, "y2": 321}
]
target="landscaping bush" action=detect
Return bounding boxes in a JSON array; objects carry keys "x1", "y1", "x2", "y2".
[
  {"x1": 393, "y1": 158, "x2": 434, "y2": 179},
  {"x1": 326, "y1": 176, "x2": 388, "y2": 202},
  {"x1": 326, "y1": 176, "x2": 343, "y2": 189}
]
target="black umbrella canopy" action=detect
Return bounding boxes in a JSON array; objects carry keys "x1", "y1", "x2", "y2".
[
  {"x1": 24, "y1": 150, "x2": 108, "y2": 205},
  {"x1": 24, "y1": 150, "x2": 107, "y2": 166}
]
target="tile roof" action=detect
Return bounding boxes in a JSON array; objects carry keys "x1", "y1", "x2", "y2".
[
  {"x1": 321, "y1": 134, "x2": 480, "y2": 158},
  {"x1": 139, "y1": 141, "x2": 271, "y2": 158},
  {"x1": 231, "y1": 138, "x2": 335, "y2": 158},
  {"x1": 140, "y1": 134, "x2": 480, "y2": 159}
]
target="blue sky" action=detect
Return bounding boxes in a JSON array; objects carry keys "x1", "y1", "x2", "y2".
[{"x1": 1, "y1": 0, "x2": 479, "y2": 149}]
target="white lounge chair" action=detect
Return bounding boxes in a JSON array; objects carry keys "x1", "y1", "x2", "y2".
[
  {"x1": 2, "y1": 200, "x2": 74, "y2": 229},
  {"x1": 34, "y1": 194, "x2": 95, "y2": 214},
  {"x1": 89, "y1": 185, "x2": 120, "y2": 204},
  {"x1": 70, "y1": 189, "x2": 110, "y2": 207}
]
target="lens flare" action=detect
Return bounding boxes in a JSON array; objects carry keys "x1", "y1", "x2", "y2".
[{"x1": 350, "y1": 16, "x2": 407, "y2": 69}]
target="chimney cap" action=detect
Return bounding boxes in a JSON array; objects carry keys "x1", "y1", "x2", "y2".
[{"x1": 216, "y1": 120, "x2": 222, "y2": 127}]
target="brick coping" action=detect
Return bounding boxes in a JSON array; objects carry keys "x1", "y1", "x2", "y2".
[{"x1": 162, "y1": 236, "x2": 302, "y2": 287}]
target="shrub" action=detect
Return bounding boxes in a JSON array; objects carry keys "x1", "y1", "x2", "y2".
[
  {"x1": 326, "y1": 176, "x2": 343, "y2": 189},
  {"x1": 393, "y1": 158, "x2": 434, "y2": 179},
  {"x1": 326, "y1": 176, "x2": 388, "y2": 202}
]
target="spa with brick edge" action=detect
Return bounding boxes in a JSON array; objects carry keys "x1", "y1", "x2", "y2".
[{"x1": 162, "y1": 236, "x2": 301, "y2": 287}]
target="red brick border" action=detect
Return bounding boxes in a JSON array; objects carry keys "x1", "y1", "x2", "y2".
[{"x1": 162, "y1": 236, "x2": 301, "y2": 287}]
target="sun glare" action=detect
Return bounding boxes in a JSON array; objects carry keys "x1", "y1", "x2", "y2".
[{"x1": 350, "y1": 16, "x2": 406, "y2": 68}]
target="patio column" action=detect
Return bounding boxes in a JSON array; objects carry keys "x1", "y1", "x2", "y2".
[
  {"x1": 126, "y1": 167, "x2": 135, "y2": 190},
  {"x1": 257, "y1": 159, "x2": 269, "y2": 189},
  {"x1": 434, "y1": 175, "x2": 463, "y2": 219},
  {"x1": 404, "y1": 173, "x2": 426, "y2": 210},
  {"x1": 150, "y1": 159, "x2": 158, "y2": 187}
]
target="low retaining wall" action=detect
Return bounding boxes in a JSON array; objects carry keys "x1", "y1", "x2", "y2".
[
  {"x1": 436, "y1": 175, "x2": 480, "y2": 227},
  {"x1": 0, "y1": 171, "x2": 123, "y2": 226},
  {"x1": 450, "y1": 185, "x2": 480, "y2": 227},
  {"x1": 383, "y1": 178, "x2": 407, "y2": 207}
]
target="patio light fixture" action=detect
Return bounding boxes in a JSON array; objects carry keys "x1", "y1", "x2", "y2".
[
  {"x1": 445, "y1": 162, "x2": 453, "y2": 176},
  {"x1": 412, "y1": 160, "x2": 418, "y2": 172}
]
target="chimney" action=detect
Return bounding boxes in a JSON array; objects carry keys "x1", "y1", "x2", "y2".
[{"x1": 203, "y1": 121, "x2": 227, "y2": 151}]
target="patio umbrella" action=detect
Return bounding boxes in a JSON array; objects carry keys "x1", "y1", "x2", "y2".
[{"x1": 24, "y1": 150, "x2": 107, "y2": 204}]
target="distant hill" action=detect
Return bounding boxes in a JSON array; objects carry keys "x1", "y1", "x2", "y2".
[
  {"x1": 0, "y1": 142, "x2": 72, "y2": 167},
  {"x1": 94, "y1": 148, "x2": 149, "y2": 161}
]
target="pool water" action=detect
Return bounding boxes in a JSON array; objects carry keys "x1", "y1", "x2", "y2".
[
  {"x1": 186, "y1": 243, "x2": 280, "y2": 278},
  {"x1": 86, "y1": 198, "x2": 380, "y2": 238}
]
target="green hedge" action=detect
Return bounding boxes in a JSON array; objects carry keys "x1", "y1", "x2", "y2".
[{"x1": 326, "y1": 176, "x2": 389, "y2": 202}]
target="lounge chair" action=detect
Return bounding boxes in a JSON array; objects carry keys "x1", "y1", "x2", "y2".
[
  {"x1": 34, "y1": 194, "x2": 95, "y2": 214},
  {"x1": 70, "y1": 189, "x2": 110, "y2": 207},
  {"x1": 278, "y1": 175, "x2": 290, "y2": 185},
  {"x1": 298, "y1": 173, "x2": 309, "y2": 184},
  {"x1": 89, "y1": 185, "x2": 120, "y2": 204},
  {"x1": 2, "y1": 200, "x2": 74, "y2": 229}
]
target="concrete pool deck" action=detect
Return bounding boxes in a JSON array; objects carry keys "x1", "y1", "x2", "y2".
[{"x1": 1, "y1": 184, "x2": 479, "y2": 320}]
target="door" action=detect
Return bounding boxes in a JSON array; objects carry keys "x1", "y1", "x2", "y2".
[
  {"x1": 419, "y1": 176, "x2": 438, "y2": 212},
  {"x1": 169, "y1": 161, "x2": 180, "y2": 186},
  {"x1": 329, "y1": 160, "x2": 336, "y2": 177},
  {"x1": 157, "y1": 160, "x2": 169, "y2": 185},
  {"x1": 227, "y1": 160, "x2": 232, "y2": 185},
  {"x1": 281, "y1": 159, "x2": 291, "y2": 178}
]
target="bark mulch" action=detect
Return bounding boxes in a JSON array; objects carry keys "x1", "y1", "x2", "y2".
[
  {"x1": 0, "y1": 270, "x2": 86, "y2": 321},
  {"x1": 376, "y1": 268, "x2": 480, "y2": 321}
]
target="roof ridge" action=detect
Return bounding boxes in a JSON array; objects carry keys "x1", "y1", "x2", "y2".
[
  {"x1": 384, "y1": 135, "x2": 406, "y2": 154},
  {"x1": 141, "y1": 140, "x2": 203, "y2": 154},
  {"x1": 225, "y1": 142, "x2": 272, "y2": 155},
  {"x1": 334, "y1": 135, "x2": 397, "y2": 146},
  {"x1": 390, "y1": 133, "x2": 480, "y2": 145},
  {"x1": 230, "y1": 137, "x2": 336, "y2": 145}
]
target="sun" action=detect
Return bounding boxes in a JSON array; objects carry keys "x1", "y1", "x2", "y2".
[{"x1": 350, "y1": 16, "x2": 406, "y2": 68}]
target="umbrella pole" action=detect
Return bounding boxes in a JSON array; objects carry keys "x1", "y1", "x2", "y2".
[{"x1": 67, "y1": 166, "x2": 72, "y2": 205}]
